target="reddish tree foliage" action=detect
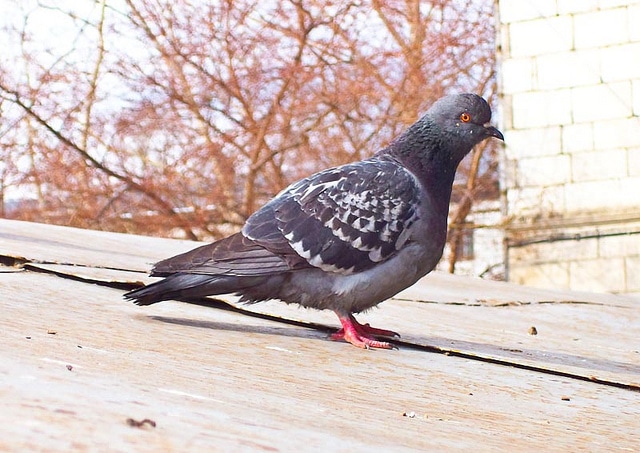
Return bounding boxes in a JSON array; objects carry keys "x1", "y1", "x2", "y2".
[{"x1": 0, "y1": 0, "x2": 499, "y2": 266}]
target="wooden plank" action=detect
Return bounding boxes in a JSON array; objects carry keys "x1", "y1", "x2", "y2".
[
  {"x1": 0, "y1": 218, "x2": 196, "y2": 272},
  {"x1": 223, "y1": 294, "x2": 640, "y2": 389},
  {"x1": 2, "y1": 218, "x2": 639, "y2": 387},
  {"x1": 14, "y1": 263, "x2": 640, "y2": 387},
  {"x1": 1, "y1": 270, "x2": 639, "y2": 451}
]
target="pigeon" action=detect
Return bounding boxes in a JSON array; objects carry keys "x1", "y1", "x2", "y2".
[{"x1": 124, "y1": 93, "x2": 503, "y2": 349}]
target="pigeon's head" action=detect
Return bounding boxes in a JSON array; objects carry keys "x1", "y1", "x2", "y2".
[
  {"x1": 429, "y1": 93, "x2": 503, "y2": 150},
  {"x1": 382, "y1": 93, "x2": 502, "y2": 180},
  {"x1": 387, "y1": 93, "x2": 503, "y2": 171}
]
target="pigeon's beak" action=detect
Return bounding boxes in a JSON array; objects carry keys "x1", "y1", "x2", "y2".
[{"x1": 484, "y1": 123, "x2": 504, "y2": 141}]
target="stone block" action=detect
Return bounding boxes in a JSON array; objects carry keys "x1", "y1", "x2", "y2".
[
  {"x1": 601, "y1": 43, "x2": 640, "y2": 83},
  {"x1": 571, "y1": 148, "x2": 628, "y2": 182},
  {"x1": 630, "y1": 4, "x2": 640, "y2": 42},
  {"x1": 562, "y1": 122, "x2": 594, "y2": 153},
  {"x1": 500, "y1": 93, "x2": 514, "y2": 130},
  {"x1": 599, "y1": 233, "x2": 640, "y2": 258},
  {"x1": 501, "y1": 58, "x2": 534, "y2": 94},
  {"x1": 536, "y1": 50, "x2": 602, "y2": 90},
  {"x1": 517, "y1": 155, "x2": 571, "y2": 187},
  {"x1": 557, "y1": 0, "x2": 599, "y2": 14},
  {"x1": 574, "y1": 8, "x2": 630, "y2": 49},
  {"x1": 571, "y1": 82, "x2": 633, "y2": 123},
  {"x1": 633, "y1": 79, "x2": 640, "y2": 116},
  {"x1": 569, "y1": 258, "x2": 626, "y2": 292},
  {"x1": 602, "y1": 0, "x2": 640, "y2": 8},
  {"x1": 508, "y1": 261, "x2": 570, "y2": 290},
  {"x1": 499, "y1": 0, "x2": 557, "y2": 23},
  {"x1": 512, "y1": 90, "x2": 573, "y2": 128},
  {"x1": 628, "y1": 148, "x2": 640, "y2": 176},
  {"x1": 593, "y1": 117, "x2": 640, "y2": 150},
  {"x1": 564, "y1": 179, "x2": 630, "y2": 211},
  {"x1": 505, "y1": 185, "x2": 566, "y2": 216},
  {"x1": 510, "y1": 238, "x2": 598, "y2": 265},
  {"x1": 509, "y1": 16, "x2": 573, "y2": 58},
  {"x1": 620, "y1": 175, "x2": 640, "y2": 198},
  {"x1": 625, "y1": 256, "x2": 640, "y2": 292},
  {"x1": 503, "y1": 126, "x2": 562, "y2": 159}
]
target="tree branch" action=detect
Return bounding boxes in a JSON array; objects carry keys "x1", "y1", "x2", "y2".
[{"x1": 0, "y1": 82, "x2": 198, "y2": 240}]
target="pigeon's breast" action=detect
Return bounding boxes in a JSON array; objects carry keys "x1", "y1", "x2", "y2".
[{"x1": 278, "y1": 238, "x2": 443, "y2": 314}]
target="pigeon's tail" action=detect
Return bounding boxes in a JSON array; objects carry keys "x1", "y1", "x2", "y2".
[{"x1": 123, "y1": 273, "x2": 267, "y2": 306}]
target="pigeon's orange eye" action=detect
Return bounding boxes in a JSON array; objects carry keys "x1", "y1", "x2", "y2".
[{"x1": 460, "y1": 112, "x2": 471, "y2": 122}]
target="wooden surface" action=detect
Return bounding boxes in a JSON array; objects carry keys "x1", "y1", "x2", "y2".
[{"x1": 1, "y1": 219, "x2": 639, "y2": 451}]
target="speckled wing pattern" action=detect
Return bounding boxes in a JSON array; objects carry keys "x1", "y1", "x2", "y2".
[{"x1": 244, "y1": 158, "x2": 421, "y2": 275}]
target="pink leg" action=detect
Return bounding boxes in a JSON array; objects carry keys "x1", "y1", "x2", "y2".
[{"x1": 330, "y1": 313, "x2": 399, "y2": 349}]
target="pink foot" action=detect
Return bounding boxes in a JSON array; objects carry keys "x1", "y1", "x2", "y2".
[
  {"x1": 330, "y1": 313, "x2": 399, "y2": 349},
  {"x1": 357, "y1": 322, "x2": 400, "y2": 338}
]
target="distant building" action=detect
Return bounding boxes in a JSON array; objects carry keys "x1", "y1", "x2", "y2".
[{"x1": 498, "y1": 1, "x2": 640, "y2": 296}]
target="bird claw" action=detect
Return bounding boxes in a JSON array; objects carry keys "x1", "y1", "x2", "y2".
[
  {"x1": 330, "y1": 329, "x2": 395, "y2": 349},
  {"x1": 330, "y1": 313, "x2": 399, "y2": 349}
]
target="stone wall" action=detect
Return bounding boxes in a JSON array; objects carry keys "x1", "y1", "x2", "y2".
[{"x1": 499, "y1": 0, "x2": 640, "y2": 296}]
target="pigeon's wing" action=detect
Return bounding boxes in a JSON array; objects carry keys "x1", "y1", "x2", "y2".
[
  {"x1": 150, "y1": 232, "x2": 292, "y2": 277},
  {"x1": 244, "y1": 158, "x2": 422, "y2": 275}
]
